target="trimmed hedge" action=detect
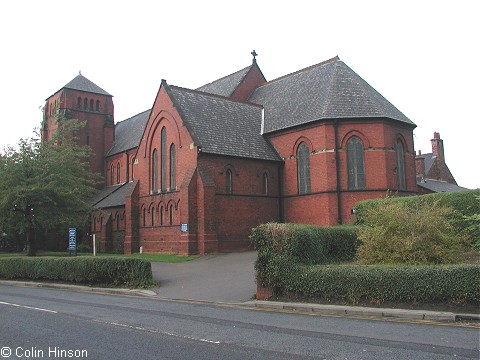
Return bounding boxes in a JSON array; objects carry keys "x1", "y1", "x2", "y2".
[
  {"x1": 251, "y1": 222, "x2": 480, "y2": 306},
  {"x1": 250, "y1": 222, "x2": 359, "y2": 265},
  {"x1": 0, "y1": 257, "x2": 154, "y2": 288},
  {"x1": 261, "y1": 258, "x2": 479, "y2": 305}
]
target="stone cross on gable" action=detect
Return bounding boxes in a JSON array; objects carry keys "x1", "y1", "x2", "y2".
[{"x1": 251, "y1": 50, "x2": 258, "y2": 63}]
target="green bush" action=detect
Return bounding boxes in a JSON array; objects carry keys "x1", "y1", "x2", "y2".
[
  {"x1": 276, "y1": 263, "x2": 479, "y2": 305},
  {"x1": 250, "y1": 222, "x2": 359, "y2": 265},
  {"x1": 355, "y1": 189, "x2": 480, "y2": 249},
  {"x1": 0, "y1": 257, "x2": 153, "y2": 288},
  {"x1": 355, "y1": 198, "x2": 464, "y2": 264},
  {"x1": 251, "y1": 221, "x2": 480, "y2": 307}
]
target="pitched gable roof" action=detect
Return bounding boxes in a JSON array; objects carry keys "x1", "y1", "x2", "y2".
[
  {"x1": 107, "y1": 110, "x2": 150, "y2": 156},
  {"x1": 196, "y1": 65, "x2": 252, "y2": 97},
  {"x1": 249, "y1": 56, "x2": 414, "y2": 133},
  {"x1": 63, "y1": 73, "x2": 112, "y2": 96},
  {"x1": 166, "y1": 85, "x2": 280, "y2": 161}
]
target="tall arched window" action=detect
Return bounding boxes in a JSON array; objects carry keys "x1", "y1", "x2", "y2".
[
  {"x1": 161, "y1": 127, "x2": 167, "y2": 191},
  {"x1": 110, "y1": 164, "x2": 114, "y2": 185},
  {"x1": 96, "y1": 100, "x2": 100, "y2": 111},
  {"x1": 297, "y1": 142, "x2": 311, "y2": 194},
  {"x1": 142, "y1": 208, "x2": 146, "y2": 227},
  {"x1": 346, "y1": 136, "x2": 366, "y2": 190},
  {"x1": 169, "y1": 204, "x2": 174, "y2": 225},
  {"x1": 151, "y1": 208, "x2": 155, "y2": 226},
  {"x1": 89, "y1": 99, "x2": 94, "y2": 111},
  {"x1": 83, "y1": 98, "x2": 88, "y2": 109},
  {"x1": 77, "y1": 97, "x2": 82, "y2": 108},
  {"x1": 116, "y1": 163, "x2": 120, "y2": 184},
  {"x1": 226, "y1": 169, "x2": 233, "y2": 194},
  {"x1": 262, "y1": 173, "x2": 268, "y2": 195},
  {"x1": 396, "y1": 139, "x2": 406, "y2": 190},
  {"x1": 116, "y1": 213, "x2": 120, "y2": 230},
  {"x1": 160, "y1": 206, "x2": 164, "y2": 226},
  {"x1": 152, "y1": 149, "x2": 158, "y2": 192},
  {"x1": 170, "y1": 144, "x2": 176, "y2": 190}
]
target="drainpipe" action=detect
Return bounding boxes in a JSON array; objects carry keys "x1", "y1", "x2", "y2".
[
  {"x1": 278, "y1": 162, "x2": 284, "y2": 223},
  {"x1": 334, "y1": 120, "x2": 342, "y2": 224}
]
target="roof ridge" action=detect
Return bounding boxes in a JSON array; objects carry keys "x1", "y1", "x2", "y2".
[
  {"x1": 263, "y1": 56, "x2": 340, "y2": 86},
  {"x1": 196, "y1": 64, "x2": 253, "y2": 90},
  {"x1": 170, "y1": 84, "x2": 264, "y2": 109}
]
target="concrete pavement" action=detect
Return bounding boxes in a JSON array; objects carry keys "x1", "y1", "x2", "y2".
[{"x1": 150, "y1": 251, "x2": 257, "y2": 303}]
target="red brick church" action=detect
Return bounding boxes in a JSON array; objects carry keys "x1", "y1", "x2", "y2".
[{"x1": 42, "y1": 52, "x2": 463, "y2": 255}]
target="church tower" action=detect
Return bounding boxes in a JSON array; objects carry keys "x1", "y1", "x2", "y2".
[{"x1": 42, "y1": 72, "x2": 114, "y2": 177}]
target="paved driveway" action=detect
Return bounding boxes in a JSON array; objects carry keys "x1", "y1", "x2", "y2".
[{"x1": 150, "y1": 251, "x2": 257, "y2": 303}]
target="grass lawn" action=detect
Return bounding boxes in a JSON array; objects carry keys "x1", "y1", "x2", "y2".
[{"x1": 0, "y1": 251, "x2": 198, "y2": 263}]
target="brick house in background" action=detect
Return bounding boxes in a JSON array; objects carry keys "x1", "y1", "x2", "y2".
[
  {"x1": 43, "y1": 53, "x2": 427, "y2": 255},
  {"x1": 415, "y1": 132, "x2": 469, "y2": 194}
]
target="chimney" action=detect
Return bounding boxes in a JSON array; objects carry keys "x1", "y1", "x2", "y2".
[
  {"x1": 431, "y1": 132, "x2": 445, "y2": 161},
  {"x1": 415, "y1": 150, "x2": 426, "y2": 179}
]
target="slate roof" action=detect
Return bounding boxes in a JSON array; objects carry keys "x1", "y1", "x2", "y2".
[
  {"x1": 63, "y1": 73, "x2": 112, "y2": 96},
  {"x1": 196, "y1": 65, "x2": 252, "y2": 97},
  {"x1": 107, "y1": 110, "x2": 150, "y2": 156},
  {"x1": 167, "y1": 85, "x2": 281, "y2": 161},
  {"x1": 249, "y1": 57, "x2": 414, "y2": 133},
  {"x1": 417, "y1": 178, "x2": 470, "y2": 193},
  {"x1": 93, "y1": 181, "x2": 138, "y2": 208},
  {"x1": 419, "y1": 153, "x2": 436, "y2": 175}
]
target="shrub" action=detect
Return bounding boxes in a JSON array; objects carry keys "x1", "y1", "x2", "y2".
[
  {"x1": 0, "y1": 257, "x2": 154, "y2": 288},
  {"x1": 250, "y1": 222, "x2": 359, "y2": 265},
  {"x1": 278, "y1": 263, "x2": 480, "y2": 305},
  {"x1": 355, "y1": 189, "x2": 480, "y2": 249},
  {"x1": 355, "y1": 198, "x2": 463, "y2": 264}
]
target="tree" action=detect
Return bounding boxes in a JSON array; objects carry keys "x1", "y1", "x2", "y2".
[{"x1": 0, "y1": 114, "x2": 102, "y2": 255}]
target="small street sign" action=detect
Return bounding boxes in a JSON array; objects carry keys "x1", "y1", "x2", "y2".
[{"x1": 68, "y1": 228, "x2": 77, "y2": 255}]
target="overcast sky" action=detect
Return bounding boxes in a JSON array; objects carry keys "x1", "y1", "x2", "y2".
[{"x1": 1, "y1": 0, "x2": 478, "y2": 189}]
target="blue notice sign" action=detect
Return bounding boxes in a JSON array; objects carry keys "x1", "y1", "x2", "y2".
[
  {"x1": 68, "y1": 228, "x2": 77, "y2": 251},
  {"x1": 181, "y1": 223, "x2": 188, "y2": 233}
]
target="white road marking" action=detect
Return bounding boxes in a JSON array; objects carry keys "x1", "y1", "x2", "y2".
[
  {"x1": 94, "y1": 319, "x2": 221, "y2": 344},
  {"x1": 0, "y1": 301, "x2": 57, "y2": 313}
]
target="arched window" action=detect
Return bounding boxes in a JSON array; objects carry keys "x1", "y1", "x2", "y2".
[
  {"x1": 83, "y1": 98, "x2": 88, "y2": 109},
  {"x1": 169, "y1": 204, "x2": 174, "y2": 225},
  {"x1": 160, "y1": 206, "x2": 164, "y2": 226},
  {"x1": 96, "y1": 100, "x2": 100, "y2": 111},
  {"x1": 116, "y1": 213, "x2": 120, "y2": 230},
  {"x1": 116, "y1": 163, "x2": 120, "y2": 184},
  {"x1": 152, "y1": 149, "x2": 158, "y2": 192},
  {"x1": 89, "y1": 99, "x2": 94, "y2": 111},
  {"x1": 77, "y1": 97, "x2": 82, "y2": 108},
  {"x1": 226, "y1": 169, "x2": 233, "y2": 194},
  {"x1": 262, "y1": 173, "x2": 268, "y2": 195},
  {"x1": 161, "y1": 127, "x2": 167, "y2": 191},
  {"x1": 297, "y1": 142, "x2": 311, "y2": 194},
  {"x1": 142, "y1": 208, "x2": 146, "y2": 227},
  {"x1": 151, "y1": 208, "x2": 155, "y2": 227},
  {"x1": 170, "y1": 144, "x2": 176, "y2": 190},
  {"x1": 110, "y1": 164, "x2": 114, "y2": 185},
  {"x1": 346, "y1": 136, "x2": 366, "y2": 190},
  {"x1": 396, "y1": 139, "x2": 406, "y2": 190}
]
